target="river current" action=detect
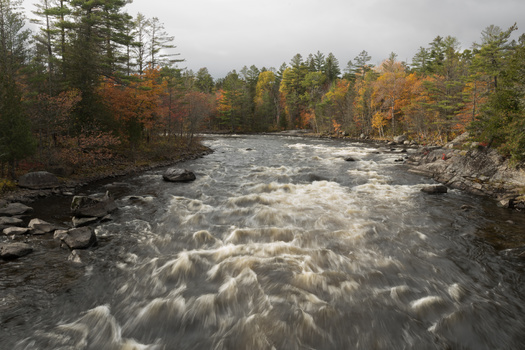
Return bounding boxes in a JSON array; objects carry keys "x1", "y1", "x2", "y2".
[{"x1": 2, "y1": 135, "x2": 525, "y2": 349}]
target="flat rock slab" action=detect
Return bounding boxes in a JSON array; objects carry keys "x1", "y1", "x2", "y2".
[
  {"x1": 3, "y1": 227, "x2": 31, "y2": 235},
  {"x1": 28, "y1": 218, "x2": 61, "y2": 235},
  {"x1": 0, "y1": 203, "x2": 33, "y2": 216},
  {"x1": 0, "y1": 216, "x2": 24, "y2": 226},
  {"x1": 0, "y1": 243, "x2": 33, "y2": 260},
  {"x1": 72, "y1": 216, "x2": 99, "y2": 227},
  {"x1": 163, "y1": 168, "x2": 196, "y2": 182},
  {"x1": 62, "y1": 227, "x2": 97, "y2": 249},
  {"x1": 421, "y1": 185, "x2": 448, "y2": 194},
  {"x1": 18, "y1": 171, "x2": 59, "y2": 189}
]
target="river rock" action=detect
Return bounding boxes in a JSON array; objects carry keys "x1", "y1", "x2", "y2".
[
  {"x1": 3, "y1": 227, "x2": 31, "y2": 235},
  {"x1": 28, "y1": 218, "x2": 60, "y2": 235},
  {"x1": 344, "y1": 156, "x2": 357, "y2": 162},
  {"x1": 394, "y1": 135, "x2": 407, "y2": 143},
  {"x1": 0, "y1": 216, "x2": 24, "y2": 226},
  {"x1": 18, "y1": 171, "x2": 60, "y2": 190},
  {"x1": 0, "y1": 202, "x2": 33, "y2": 216},
  {"x1": 61, "y1": 227, "x2": 97, "y2": 249},
  {"x1": 71, "y1": 192, "x2": 117, "y2": 218},
  {"x1": 0, "y1": 243, "x2": 33, "y2": 260},
  {"x1": 72, "y1": 216, "x2": 99, "y2": 227},
  {"x1": 421, "y1": 185, "x2": 448, "y2": 194},
  {"x1": 54, "y1": 229, "x2": 69, "y2": 240},
  {"x1": 163, "y1": 168, "x2": 196, "y2": 182}
]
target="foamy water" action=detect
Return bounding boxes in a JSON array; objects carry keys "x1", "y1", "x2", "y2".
[{"x1": 11, "y1": 135, "x2": 525, "y2": 349}]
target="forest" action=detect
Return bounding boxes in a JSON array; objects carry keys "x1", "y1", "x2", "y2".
[{"x1": 1, "y1": 0, "x2": 525, "y2": 188}]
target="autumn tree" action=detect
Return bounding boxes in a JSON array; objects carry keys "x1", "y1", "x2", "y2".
[
  {"x1": 254, "y1": 70, "x2": 280, "y2": 130},
  {"x1": 372, "y1": 53, "x2": 406, "y2": 136}
]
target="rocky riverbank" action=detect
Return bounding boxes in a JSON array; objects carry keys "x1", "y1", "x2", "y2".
[
  {"x1": 406, "y1": 133, "x2": 525, "y2": 209},
  {"x1": 0, "y1": 146, "x2": 212, "y2": 261}
]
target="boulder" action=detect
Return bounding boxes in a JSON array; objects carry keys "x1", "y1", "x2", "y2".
[
  {"x1": 3, "y1": 227, "x2": 31, "y2": 235},
  {"x1": 18, "y1": 171, "x2": 60, "y2": 190},
  {"x1": 394, "y1": 135, "x2": 407, "y2": 143},
  {"x1": 163, "y1": 168, "x2": 196, "y2": 182},
  {"x1": 421, "y1": 185, "x2": 448, "y2": 194},
  {"x1": 0, "y1": 243, "x2": 33, "y2": 260},
  {"x1": 0, "y1": 202, "x2": 33, "y2": 217},
  {"x1": 71, "y1": 192, "x2": 117, "y2": 218},
  {"x1": 61, "y1": 227, "x2": 97, "y2": 249},
  {"x1": 344, "y1": 156, "x2": 357, "y2": 162},
  {"x1": 28, "y1": 218, "x2": 60, "y2": 235}
]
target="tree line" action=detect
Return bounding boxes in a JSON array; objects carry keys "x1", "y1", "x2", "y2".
[
  {"x1": 1, "y1": 0, "x2": 525, "y2": 183},
  {"x1": 0, "y1": 0, "x2": 215, "y2": 181},
  {"x1": 213, "y1": 24, "x2": 525, "y2": 164}
]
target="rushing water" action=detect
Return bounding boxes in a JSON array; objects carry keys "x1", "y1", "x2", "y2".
[{"x1": 2, "y1": 135, "x2": 525, "y2": 350}]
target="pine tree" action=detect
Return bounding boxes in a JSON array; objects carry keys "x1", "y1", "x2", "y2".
[{"x1": 0, "y1": 0, "x2": 35, "y2": 178}]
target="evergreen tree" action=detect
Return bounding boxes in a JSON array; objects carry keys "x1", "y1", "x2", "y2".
[
  {"x1": 323, "y1": 52, "x2": 341, "y2": 83},
  {"x1": 0, "y1": 0, "x2": 35, "y2": 178}
]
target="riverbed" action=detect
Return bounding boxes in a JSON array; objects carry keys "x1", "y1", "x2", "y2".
[{"x1": 2, "y1": 134, "x2": 525, "y2": 349}]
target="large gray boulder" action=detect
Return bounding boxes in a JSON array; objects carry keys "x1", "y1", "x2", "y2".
[
  {"x1": 0, "y1": 202, "x2": 33, "y2": 216},
  {"x1": 18, "y1": 171, "x2": 60, "y2": 189},
  {"x1": 0, "y1": 243, "x2": 33, "y2": 260},
  {"x1": 71, "y1": 192, "x2": 117, "y2": 218},
  {"x1": 394, "y1": 135, "x2": 407, "y2": 143},
  {"x1": 61, "y1": 227, "x2": 97, "y2": 249},
  {"x1": 163, "y1": 168, "x2": 196, "y2": 182}
]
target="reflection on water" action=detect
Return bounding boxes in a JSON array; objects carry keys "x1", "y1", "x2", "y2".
[{"x1": 2, "y1": 135, "x2": 525, "y2": 349}]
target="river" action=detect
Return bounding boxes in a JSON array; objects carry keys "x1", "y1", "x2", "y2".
[{"x1": 2, "y1": 135, "x2": 525, "y2": 349}]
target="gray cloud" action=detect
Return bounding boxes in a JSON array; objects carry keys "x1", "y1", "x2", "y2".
[{"x1": 27, "y1": 0, "x2": 525, "y2": 78}]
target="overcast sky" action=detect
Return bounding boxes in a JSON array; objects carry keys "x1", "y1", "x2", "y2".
[{"x1": 25, "y1": 0, "x2": 525, "y2": 78}]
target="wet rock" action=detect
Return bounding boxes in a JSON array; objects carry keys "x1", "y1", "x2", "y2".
[
  {"x1": 497, "y1": 196, "x2": 516, "y2": 209},
  {"x1": 0, "y1": 243, "x2": 33, "y2": 260},
  {"x1": 421, "y1": 185, "x2": 448, "y2": 194},
  {"x1": 28, "y1": 218, "x2": 60, "y2": 235},
  {"x1": 0, "y1": 202, "x2": 33, "y2": 217},
  {"x1": 163, "y1": 168, "x2": 196, "y2": 182},
  {"x1": 71, "y1": 192, "x2": 117, "y2": 218},
  {"x1": 72, "y1": 216, "x2": 99, "y2": 227},
  {"x1": 3, "y1": 227, "x2": 31, "y2": 235},
  {"x1": 54, "y1": 229, "x2": 69, "y2": 240},
  {"x1": 67, "y1": 250, "x2": 90, "y2": 264},
  {"x1": 61, "y1": 227, "x2": 97, "y2": 249},
  {"x1": 0, "y1": 216, "x2": 24, "y2": 227},
  {"x1": 344, "y1": 156, "x2": 357, "y2": 162},
  {"x1": 18, "y1": 171, "x2": 60, "y2": 190}
]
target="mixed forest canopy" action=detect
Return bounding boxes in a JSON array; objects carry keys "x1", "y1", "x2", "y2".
[{"x1": 1, "y1": 0, "x2": 525, "y2": 183}]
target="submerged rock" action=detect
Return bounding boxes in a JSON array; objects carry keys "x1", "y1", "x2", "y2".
[
  {"x1": 421, "y1": 185, "x2": 448, "y2": 194},
  {"x1": 0, "y1": 243, "x2": 33, "y2": 260},
  {"x1": 163, "y1": 168, "x2": 196, "y2": 182},
  {"x1": 18, "y1": 171, "x2": 60, "y2": 190}
]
